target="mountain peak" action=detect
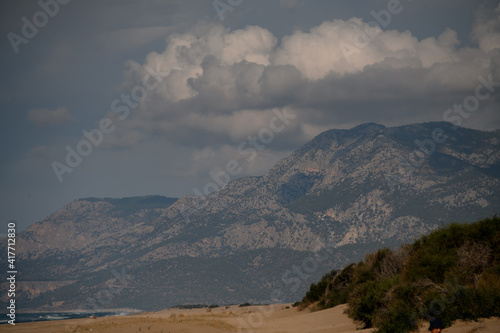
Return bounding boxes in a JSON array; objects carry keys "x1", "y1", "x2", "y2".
[
  {"x1": 351, "y1": 122, "x2": 386, "y2": 131},
  {"x1": 5, "y1": 122, "x2": 500, "y2": 311}
]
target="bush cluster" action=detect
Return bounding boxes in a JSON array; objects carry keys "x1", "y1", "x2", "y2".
[{"x1": 299, "y1": 216, "x2": 500, "y2": 332}]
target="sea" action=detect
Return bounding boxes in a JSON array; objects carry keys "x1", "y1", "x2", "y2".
[{"x1": 0, "y1": 311, "x2": 135, "y2": 325}]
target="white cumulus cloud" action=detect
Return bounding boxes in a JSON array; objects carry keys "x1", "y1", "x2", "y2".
[{"x1": 102, "y1": 6, "x2": 500, "y2": 170}]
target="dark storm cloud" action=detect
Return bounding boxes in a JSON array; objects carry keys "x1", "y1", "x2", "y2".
[
  {"x1": 108, "y1": 12, "x2": 500, "y2": 155},
  {"x1": 1, "y1": 0, "x2": 499, "y2": 230}
]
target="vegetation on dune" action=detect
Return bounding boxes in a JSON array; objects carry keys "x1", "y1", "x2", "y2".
[{"x1": 299, "y1": 216, "x2": 500, "y2": 333}]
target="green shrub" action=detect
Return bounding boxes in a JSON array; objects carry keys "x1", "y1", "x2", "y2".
[
  {"x1": 304, "y1": 280, "x2": 328, "y2": 303},
  {"x1": 298, "y1": 216, "x2": 500, "y2": 332},
  {"x1": 300, "y1": 269, "x2": 338, "y2": 306},
  {"x1": 373, "y1": 300, "x2": 419, "y2": 333},
  {"x1": 347, "y1": 277, "x2": 398, "y2": 328}
]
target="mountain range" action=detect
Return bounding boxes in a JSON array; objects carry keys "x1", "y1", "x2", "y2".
[{"x1": 2, "y1": 122, "x2": 499, "y2": 311}]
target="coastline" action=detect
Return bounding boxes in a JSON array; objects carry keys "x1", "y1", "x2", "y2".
[
  {"x1": 1, "y1": 303, "x2": 499, "y2": 333},
  {"x1": 0, "y1": 309, "x2": 141, "y2": 326},
  {"x1": 2, "y1": 308, "x2": 143, "y2": 314}
]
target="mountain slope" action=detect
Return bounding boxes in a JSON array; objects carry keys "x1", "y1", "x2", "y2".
[{"x1": 2, "y1": 122, "x2": 499, "y2": 311}]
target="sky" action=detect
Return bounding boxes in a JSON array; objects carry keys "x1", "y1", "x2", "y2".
[{"x1": 1, "y1": 0, "x2": 500, "y2": 231}]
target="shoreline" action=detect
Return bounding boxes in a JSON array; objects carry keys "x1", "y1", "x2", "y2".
[
  {"x1": 1, "y1": 303, "x2": 499, "y2": 333},
  {"x1": 1, "y1": 308, "x2": 143, "y2": 315}
]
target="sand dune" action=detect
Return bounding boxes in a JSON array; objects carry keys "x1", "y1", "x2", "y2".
[{"x1": 2, "y1": 304, "x2": 499, "y2": 333}]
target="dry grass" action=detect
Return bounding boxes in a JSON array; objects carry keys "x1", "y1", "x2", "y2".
[
  {"x1": 64, "y1": 317, "x2": 169, "y2": 332},
  {"x1": 168, "y1": 314, "x2": 235, "y2": 330},
  {"x1": 57, "y1": 313, "x2": 236, "y2": 333}
]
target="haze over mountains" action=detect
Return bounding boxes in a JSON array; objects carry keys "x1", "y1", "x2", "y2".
[{"x1": 2, "y1": 122, "x2": 499, "y2": 311}]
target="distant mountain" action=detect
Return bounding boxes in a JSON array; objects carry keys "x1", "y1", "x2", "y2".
[{"x1": 2, "y1": 122, "x2": 499, "y2": 311}]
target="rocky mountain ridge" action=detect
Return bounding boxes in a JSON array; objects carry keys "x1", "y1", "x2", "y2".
[{"x1": 2, "y1": 122, "x2": 499, "y2": 311}]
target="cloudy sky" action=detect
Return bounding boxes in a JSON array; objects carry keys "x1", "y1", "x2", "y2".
[{"x1": 1, "y1": 0, "x2": 499, "y2": 231}]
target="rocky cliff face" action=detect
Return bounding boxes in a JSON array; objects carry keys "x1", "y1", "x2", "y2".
[{"x1": 2, "y1": 122, "x2": 499, "y2": 311}]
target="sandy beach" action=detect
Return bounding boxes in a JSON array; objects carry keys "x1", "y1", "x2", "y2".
[{"x1": 2, "y1": 304, "x2": 499, "y2": 333}]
